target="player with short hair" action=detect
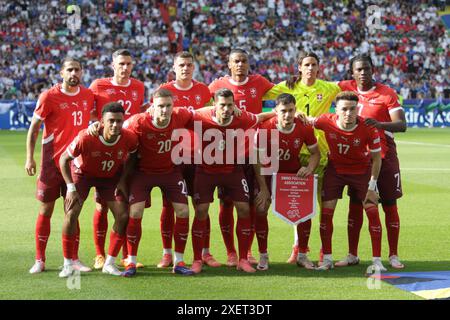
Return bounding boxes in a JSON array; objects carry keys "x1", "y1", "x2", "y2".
[
  {"x1": 208, "y1": 48, "x2": 274, "y2": 266},
  {"x1": 121, "y1": 89, "x2": 196, "y2": 277},
  {"x1": 26, "y1": 57, "x2": 94, "y2": 274},
  {"x1": 156, "y1": 51, "x2": 217, "y2": 269},
  {"x1": 308, "y1": 91, "x2": 385, "y2": 271},
  {"x1": 253, "y1": 93, "x2": 320, "y2": 270},
  {"x1": 190, "y1": 88, "x2": 277, "y2": 274},
  {"x1": 337, "y1": 54, "x2": 406, "y2": 269},
  {"x1": 263, "y1": 52, "x2": 341, "y2": 264},
  {"x1": 89, "y1": 49, "x2": 146, "y2": 270},
  {"x1": 58, "y1": 103, "x2": 138, "y2": 277}
]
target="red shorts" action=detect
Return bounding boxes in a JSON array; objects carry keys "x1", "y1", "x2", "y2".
[
  {"x1": 194, "y1": 166, "x2": 250, "y2": 204},
  {"x1": 71, "y1": 166, "x2": 125, "y2": 203},
  {"x1": 322, "y1": 163, "x2": 371, "y2": 202},
  {"x1": 36, "y1": 142, "x2": 66, "y2": 202},
  {"x1": 129, "y1": 168, "x2": 188, "y2": 205},
  {"x1": 218, "y1": 164, "x2": 257, "y2": 204},
  {"x1": 162, "y1": 164, "x2": 196, "y2": 207},
  {"x1": 348, "y1": 149, "x2": 402, "y2": 201}
]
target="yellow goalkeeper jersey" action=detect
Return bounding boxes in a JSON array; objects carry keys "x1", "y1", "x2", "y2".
[{"x1": 263, "y1": 79, "x2": 341, "y2": 165}]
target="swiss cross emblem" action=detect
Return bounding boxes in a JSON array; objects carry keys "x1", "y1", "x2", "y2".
[
  {"x1": 195, "y1": 94, "x2": 201, "y2": 105},
  {"x1": 117, "y1": 149, "x2": 124, "y2": 159},
  {"x1": 132, "y1": 90, "x2": 138, "y2": 101},
  {"x1": 353, "y1": 138, "x2": 361, "y2": 146},
  {"x1": 250, "y1": 87, "x2": 257, "y2": 98},
  {"x1": 82, "y1": 100, "x2": 88, "y2": 111},
  {"x1": 294, "y1": 139, "x2": 301, "y2": 148},
  {"x1": 317, "y1": 94, "x2": 323, "y2": 101}
]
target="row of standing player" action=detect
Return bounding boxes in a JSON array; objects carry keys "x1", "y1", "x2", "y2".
[{"x1": 26, "y1": 48, "x2": 406, "y2": 276}]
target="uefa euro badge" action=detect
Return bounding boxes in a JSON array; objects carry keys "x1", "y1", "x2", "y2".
[{"x1": 272, "y1": 173, "x2": 318, "y2": 225}]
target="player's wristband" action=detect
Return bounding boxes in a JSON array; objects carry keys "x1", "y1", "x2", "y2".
[
  {"x1": 67, "y1": 183, "x2": 77, "y2": 193},
  {"x1": 368, "y1": 179, "x2": 377, "y2": 191}
]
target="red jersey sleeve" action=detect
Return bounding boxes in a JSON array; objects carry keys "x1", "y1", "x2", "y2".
[
  {"x1": 386, "y1": 89, "x2": 401, "y2": 112},
  {"x1": 312, "y1": 114, "x2": 329, "y2": 131},
  {"x1": 240, "y1": 110, "x2": 259, "y2": 129},
  {"x1": 33, "y1": 91, "x2": 52, "y2": 120},
  {"x1": 303, "y1": 124, "x2": 318, "y2": 147},
  {"x1": 256, "y1": 74, "x2": 274, "y2": 93},
  {"x1": 66, "y1": 131, "x2": 84, "y2": 159},
  {"x1": 367, "y1": 126, "x2": 382, "y2": 153}
]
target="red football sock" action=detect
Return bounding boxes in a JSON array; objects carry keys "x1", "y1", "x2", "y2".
[
  {"x1": 121, "y1": 239, "x2": 128, "y2": 260},
  {"x1": 236, "y1": 216, "x2": 252, "y2": 260},
  {"x1": 93, "y1": 209, "x2": 108, "y2": 256},
  {"x1": 248, "y1": 205, "x2": 256, "y2": 254},
  {"x1": 62, "y1": 233, "x2": 76, "y2": 260},
  {"x1": 160, "y1": 201, "x2": 175, "y2": 250},
  {"x1": 126, "y1": 217, "x2": 142, "y2": 257},
  {"x1": 72, "y1": 220, "x2": 80, "y2": 261},
  {"x1": 203, "y1": 215, "x2": 211, "y2": 250},
  {"x1": 297, "y1": 220, "x2": 312, "y2": 254},
  {"x1": 255, "y1": 214, "x2": 268, "y2": 254},
  {"x1": 219, "y1": 200, "x2": 236, "y2": 254},
  {"x1": 108, "y1": 230, "x2": 125, "y2": 258},
  {"x1": 365, "y1": 206, "x2": 382, "y2": 257},
  {"x1": 174, "y1": 217, "x2": 189, "y2": 254},
  {"x1": 319, "y1": 208, "x2": 335, "y2": 255},
  {"x1": 35, "y1": 214, "x2": 51, "y2": 261},
  {"x1": 191, "y1": 217, "x2": 207, "y2": 261},
  {"x1": 348, "y1": 202, "x2": 364, "y2": 256},
  {"x1": 382, "y1": 204, "x2": 400, "y2": 257}
]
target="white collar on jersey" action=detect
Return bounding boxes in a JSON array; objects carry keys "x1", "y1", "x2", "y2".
[
  {"x1": 335, "y1": 119, "x2": 358, "y2": 132},
  {"x1": 276, "y1": 122, "x2": 296, "y2": 134},
  {"x1": 110, "y1": 78, "x2": 131, "y2": 87},
  {"x1": 99, "y1": 134, "x2": 121, "y2": 146},
  {"x1": 174, "y1": 82, "x2": 194, "y2": 91},
  {"x1": 60, "y1": 86, "x2": 80, "y2": 96},
  {"x1": 357, "y1": 85, "x2": 376, "y2": 95},
  {"x1": 228, "y1": 77, "x2": 249, "y2": 86},
  {"x1": 212, "y1": 115, "x2": 234, "y2": 127}
]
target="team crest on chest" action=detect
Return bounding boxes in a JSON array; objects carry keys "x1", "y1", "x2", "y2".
[
  {"x1": 294, "y1": 138, "x2": 301, "y2": 149},
  {"x1": 195, "y1": 94, "x2": 201, "y2": 105},
  {"x1": 82, "y1": 100, "x2": 88, "y2": 111},
  {"x1": 317, "y1": 93, "x2": 323, "y2": 101},
  {"x1": 353, "y1": 138, "x2": 361, "y2": 147},
  {"x1": 250, "y1": 87, "x2": 257, "y2": 98},
  {"x1": 132, "y1": 90, "x2": 138, "y2": 101},
  {"x1": 117, "y1": 149, "x2": 124, "y2": 159}
]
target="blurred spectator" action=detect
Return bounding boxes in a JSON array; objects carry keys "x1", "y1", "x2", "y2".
[{"x1": 0, "y1": 0, "x2": 448, "y2": 100}]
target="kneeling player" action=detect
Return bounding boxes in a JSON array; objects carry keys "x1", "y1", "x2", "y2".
[
  {"x1": 59, "y1": 103, "x2": 138, "y2": 277},
  {"x1": 310, "y1": 92, "x2": 386, "y2": 272},
  {"x1": 254, "y1": 93, "x2": 320, "y2": 270}
]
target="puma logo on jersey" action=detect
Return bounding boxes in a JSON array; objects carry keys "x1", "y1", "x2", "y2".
[
  {"x1": 105, "y1": 152, "x2": 112, "y2": 157},
  {"x1": 237, "y1": 90, "x2": 245, "y2": 95},
  {"x1": 72, "y1": 102, "x2": 79, "y2": 107},
  {"x1": 119, "y1": 90, "x2": 127, "y2": 95},
  {"x1": 183, "y1": 96, "x2": 190, "y2": 100}
]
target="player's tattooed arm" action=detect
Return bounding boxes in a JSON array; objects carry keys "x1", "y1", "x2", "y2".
[
  {"x1": 59, "y1": 151, "x2": 82, "y2": 211},
  {"x1": 25, "y1": 116, "x2": 42, "y2": 176},
  {"x1": 115, "y1": 152, "x2": 138, "y2": 199},
  {"x1": 297, "y1": 144, "x2": 320, "y2": 178},
  {"x1": 363, "y1": 150, "x2": 381, "y2": 207}
]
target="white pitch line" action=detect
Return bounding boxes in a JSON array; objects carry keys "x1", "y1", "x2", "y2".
[{"x1": 396, "y1": 141, "x2": 450, "y2": 148}]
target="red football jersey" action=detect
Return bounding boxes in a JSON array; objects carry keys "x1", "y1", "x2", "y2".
[
  {"x1": 208, "y1": 74, "x2": 274, "y2": 114},
  {"x1": 67, "y1": 128, "x2": 138, "y2": 178},
  {"x1": 193, "y1": 109, "x2": 259, "y2": 173},
  {"x1": 124, "y1": 108, "x2": 194, "y2": 174},
  {"x1": 314, "y1": 114, "x2": 381, "y2": 175},
  {"x1": 34, "y1": 84, "x2": 94, "y2": 168},
  {"x1": 159, "y1": 80, "x2": 211, "y2": 110},
  {"x1": 90, "y1": 78, "x2": 145, "y2": 120},
  {"x1": 257, "y1": 117, "x2": 317, "y2": 173},
  {"x1": 338, "y1": 80, "x2": 402, "y2": 156}
]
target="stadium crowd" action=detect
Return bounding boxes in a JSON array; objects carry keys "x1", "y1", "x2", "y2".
[{"x1": 0, "y1": 0, "x2": 448, "y2": 100}]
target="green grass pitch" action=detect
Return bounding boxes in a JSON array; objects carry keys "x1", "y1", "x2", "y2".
[{"x1": 0, "y1": 128, "x2": 449, "y2": 300}]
